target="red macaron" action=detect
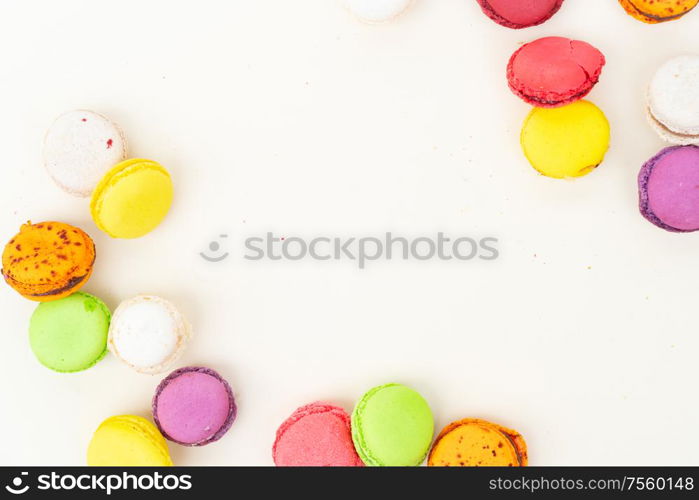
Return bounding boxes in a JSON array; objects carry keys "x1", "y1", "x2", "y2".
[
  {"x1": 273, "y1": 402, "x2": 364, "y2": 466},
  {"x1": 507, "y1": 36, "x2": 606, "y2": 108},
  {"x1": 476, "y1": 0, "x2": 565, "y2": 29}
]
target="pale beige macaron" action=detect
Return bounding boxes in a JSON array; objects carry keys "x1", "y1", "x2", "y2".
[
  {"x1": 108, "y1": 295, "x2": 191, "y2": 374},
  {"x1": 647, "y1": 56, "x2": 699, "y2": 145},
  {"x1": 43, "y1": 110, "x2": 127, "y2": 197}
]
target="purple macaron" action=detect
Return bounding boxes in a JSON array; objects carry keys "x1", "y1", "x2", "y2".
[
  {"x1": 152, "y1": 366, "x2": 236, "y2": 446},
  {"x1": 639, "y1": 145, "x2": 699, "y2": 232}
]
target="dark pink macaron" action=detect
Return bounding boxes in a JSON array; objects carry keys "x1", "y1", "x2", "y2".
[
  {"x1": 273, "y1": 402, "x2": 364, "y2": 466},
  {"x1": 476, "y1": 0, "x2": 565, "y2": 29},
  {"x1": 507, "y1": 36, "x2": 606, "y2": 108},
  {"x1": 152, "y1": 366, "x2": 236, "y2": 446},
  {"x1": 639, "y1": 146, "x2": 699, "y2": 232}
]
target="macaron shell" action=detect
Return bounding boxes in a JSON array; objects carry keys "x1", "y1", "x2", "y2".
[
  {"x1": 638, "y1": 146, "x2": 699, "y2": 232},
  {"x1": 618, "y1": 0, "x2": 698, "y2": 23},
  {"x1": 29, "y1": 292, "x2": 110, "y2": 372},
  {"x1": 341, "y1": 0, "x2": 413, "y2": 23},
  {"x1": 507, "y1": 37, "x2": 605, "y2": 107},
  {"x1": 153, "y1": 367, "x2": 237, "y2": 446},
  {"x1": 646, "y1": 106, "x2": 699, "y2": 146},
  {"x1": 2, "y1": 222, "x2": 96, "y2": 301},
  {"x1": 90, "y1": 158, "x2": 173, "y2": 239},
  {"x1": 477, "y1": 0, "x2": 564, "y2": 29},
  {"x1": 521, "y1": 100, "x2": 610, "y2": 178},
  {"x1": 428, "y1": 418, "x2": 528, "y2": 467},
  {"x1": 648, "y1": 56, "x2": 699, "y2": 141},
  {"x1": 87, "y1": 415, "x2": 173, "y2": 466},
  {"x1": 43, "y1": 110, "x2": 127, "y2": 197},
  {"x1": 351, "y1": 383, "x2": 434, "y2": 466},
  {"x1": 273, "y1": 402, "x2": 364, "y2": 466},
  {"x1": 108, "y1": 295, "x2": 191, "y2": 374}
]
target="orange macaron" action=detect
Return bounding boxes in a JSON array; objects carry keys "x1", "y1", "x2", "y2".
[
  {"x1": 2, "y1": 221, "x2": 96, "y2": 301},
  {"x1": 618, "y1": 0, "x2": 698, "y2": 24},
  {"x1": 428, "y1": 418, "x2": 528, "y2": 467}
]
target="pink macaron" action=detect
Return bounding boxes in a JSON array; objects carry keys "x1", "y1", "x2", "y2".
[
  {"x1": 273, "y1": 402, "x2": 364, "y2": 466},
  {"x1": 507, "y1": 37, "x2": 606, "y2": 108},
  {"x1": 476, "y1": 0, "x2": 565, "y2": 29},
  {"x1": 152, "y1": 366, "x2": 236, "y2": 446},
  {"x1": 639, "y1": 146, "x2": 699, "y2": 232}
]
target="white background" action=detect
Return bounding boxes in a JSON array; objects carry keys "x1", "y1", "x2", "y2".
[{"x1": 1, "y1": 0, "x2": 698, "y2": 466}]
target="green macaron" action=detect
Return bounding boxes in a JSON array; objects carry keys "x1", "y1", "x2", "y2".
[
  {"x1": 351, "y1": 383, "x2": 434, "y2": 466},
  {"x1": 29, "y1": 292, "x2": 110, "y2": 372}
]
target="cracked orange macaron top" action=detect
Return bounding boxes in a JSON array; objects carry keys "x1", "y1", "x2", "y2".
[
  {"x1": 618, "y1": 0, "x2": 698, "y2": 23},
  {"x1": 428, "y1": 418, "x2": 527, "y2": 467},
  {"x1": 2, "y1": 221, "x2": 95, "y2": 301}
]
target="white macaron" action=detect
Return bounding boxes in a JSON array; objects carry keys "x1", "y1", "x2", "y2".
[
  {"x1": 108, "y1": 295, "x2": 191, "y2": 374},
  {"x1": 43, "y1": 110, "x2": 127, "y2": 197},
  {"x1": 647, "y1": 56, "x2": 699, "y2": 145},
  {"x1": 341, "y1": 0, "x2": 413, "y2": 23}
]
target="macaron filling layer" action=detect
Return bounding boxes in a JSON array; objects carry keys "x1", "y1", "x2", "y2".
[
  {"x1": 273, "y1": 402, "x2": 364, "y2": 466},
  {"x1": 638, "y1": 146, "x2": 699, "y2": 232},
  {"x1": 153, "y1": 367, "x2": 236, "y2": 446},
  {"x1": 29, "y1": 275, "x2": 89, "y2": 298},
  {"x1": 647, "y1": 110, "x2": 699, "y2": 145}
]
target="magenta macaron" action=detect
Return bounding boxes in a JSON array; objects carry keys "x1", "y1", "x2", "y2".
[
  {"x1": 507, "y1": 36, "x2": 606, "y2": 108},
  {"x1": 152, "y1": 366, "x2": 236, "y2": 446},
  {"x1": 476, "y1": 0, "x2": 565, "y2": 29},
  {"x1": 273, "y1": 402, "x2": 364, "y2": 466},
  {"x1": 639, "y1": 145, "x2": 699, "y2": 232}
]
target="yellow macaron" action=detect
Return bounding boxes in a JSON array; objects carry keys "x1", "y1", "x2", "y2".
[
  {"x1": 90, "y1": 159, "x2": 173, "y2": 238},
  {"x1": 521, "y1": 100, "x2": 610, "y2": 179},
  {"x1": 87, "y1": 415, "x2": 173, "y2": 466}
]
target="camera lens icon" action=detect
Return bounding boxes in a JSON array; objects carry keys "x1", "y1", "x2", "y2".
[{"x1": 5, "y1": 472, "x2": 29, "y2": 494}]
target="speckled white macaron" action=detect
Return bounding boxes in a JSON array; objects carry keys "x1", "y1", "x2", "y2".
[
  {"x1": 647, "y1": 56, "x2": 699, "y2": 145},
  {"x1": 341, "y1": 0, "x2": 413, "y2": 23},
  {"x1": 43, "y1": 110, "x2": 127, "y2": 197},
  {"x1": 108, "y1": 295, "x2": 191, "y2": 375}
]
